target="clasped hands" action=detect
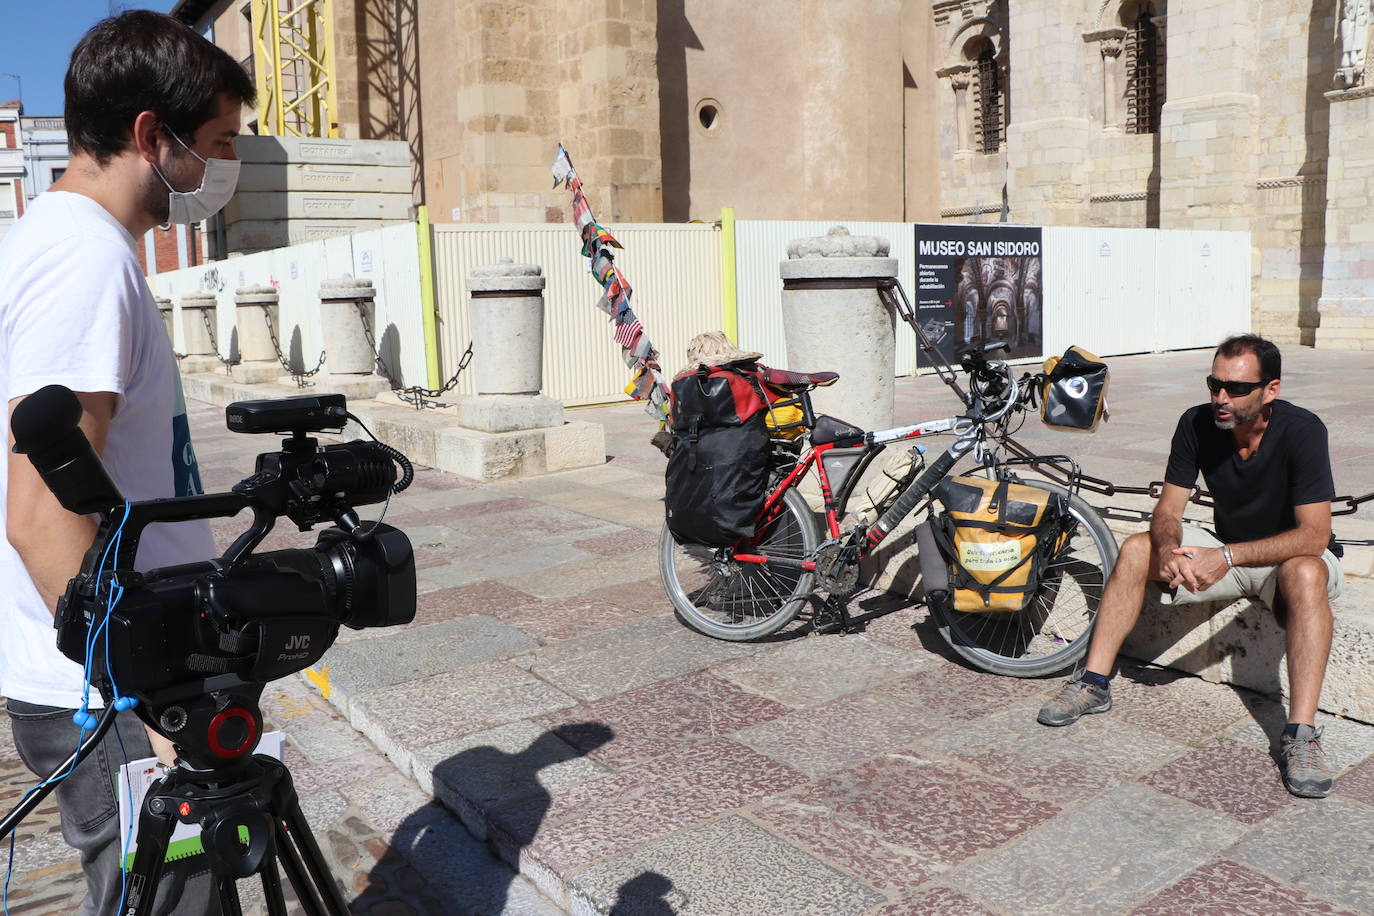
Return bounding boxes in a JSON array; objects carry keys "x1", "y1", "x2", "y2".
[{"x1": 1161, "y1": 545, "x2": 1229, "y2": 594}]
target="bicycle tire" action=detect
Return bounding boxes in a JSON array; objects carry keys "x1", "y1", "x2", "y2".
[
  {"x1": 659, "y1": 487, "x2": 820, "y2": 641},
  {"x1": 932, "y1": 480, "x2": 1118, "y2": 677}
]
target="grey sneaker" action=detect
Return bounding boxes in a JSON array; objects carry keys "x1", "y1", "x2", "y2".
[
  {"x1": 1280, "y1": 724, "x2": 1333, "y2": 798},
  {"x1": 1037, "y1": 672, "x2": 1112, "y2": 727}
]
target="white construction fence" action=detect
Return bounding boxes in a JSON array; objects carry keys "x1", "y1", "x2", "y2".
[{"x1": 151, "y1": 220, "x2": 1250, "y2": 407}]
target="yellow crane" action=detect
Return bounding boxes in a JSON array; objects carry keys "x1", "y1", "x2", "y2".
[{"x1": 251, "y1": 0, "x2": 338, "y2": 138}]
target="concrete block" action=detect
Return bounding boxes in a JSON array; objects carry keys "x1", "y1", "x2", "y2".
[
  {"x1": 542, "y1": 420, "x2": 606, "y2": 473},
  {"x1": 229, "y1": 361, "x2": 282, "y2": 384},
  {"x1": 236, "y1": 135, "x2": 410, "y2": 167},
  {"x1": 223, "y1": 191, "x2": 413, "y2": 222},
  {"x1": 1122, "y1": 577, "x2": 1374, "y2": 723},
  {"x1": 227, "y1": 219, "x2": 402, "y2": 252},
  {"x1": 178, "y1": 355, "x2": 221, "y2": 377},
  {"x1": 448, "y1": 393, "x2": 565, "y2": 433},
  {"x1": 434, "y1": 426, "x2": 546, "y2": 480},
  {"x1": 237, "y1": 162, "x2": 412, "y2": 194},
  {"x1": 296, "y1": 373, "x2": 391, "y2": 401}
]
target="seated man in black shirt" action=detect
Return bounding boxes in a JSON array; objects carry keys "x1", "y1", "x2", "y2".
[{"x1": 1037, "y1": 334, "x2": 1343, "y2": 798}]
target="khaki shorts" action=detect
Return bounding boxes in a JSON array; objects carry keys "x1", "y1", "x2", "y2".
[{"x1": 1160, "y1": 526, "x2": 1343, "y2": 610}]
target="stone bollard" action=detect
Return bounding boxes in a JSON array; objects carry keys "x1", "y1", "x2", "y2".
[
  {"x1": 447, "y1": 257, "x2": 563, "y2": 433},
  {"x1": 318, "y1": 276, "x2": 377, "y2": 376},
  {"x1": 155, "y1": 295, "x2": 174, "y2": 345},
  {"x1": 232, "y1": 284, "x2": 282, "y2": 383},
  {"x1": 779, "y1": 226, "x2": 897, "y2": 433},
  {"x1": 466, "y1": 257, "x2": 546, "y2": 395},
  {"x1": 178, "y1": 291, "x2": 218, "y2": 357}
]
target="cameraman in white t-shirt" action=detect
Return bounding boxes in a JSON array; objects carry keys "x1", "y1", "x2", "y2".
[{"x1": 0, "y1": 12, "x2": 254, "y2": 915}]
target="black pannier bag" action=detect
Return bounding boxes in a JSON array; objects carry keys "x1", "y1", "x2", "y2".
[
  {"x1": 1041, "y1": 346, "x2": 1109, "y2": 432},
  {"x1": 665, "y1": 361, "x2": 772, "y2": 547}
]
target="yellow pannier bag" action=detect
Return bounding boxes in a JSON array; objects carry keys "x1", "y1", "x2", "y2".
[
  {"x1": 762, "y1": 392, "x2": 806, "y2": 440},
  {"x1": 930, "y1": 475, "x2": 1068, "y2": 612}
]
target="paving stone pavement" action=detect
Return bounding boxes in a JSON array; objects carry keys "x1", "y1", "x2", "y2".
[{"x1": 6, "y1": 348, "x2": 1374, "y2": 914}]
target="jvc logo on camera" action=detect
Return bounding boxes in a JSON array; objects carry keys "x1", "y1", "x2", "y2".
[{"x1": 276, "y1": 633, "x2": 313, "y2": 662}]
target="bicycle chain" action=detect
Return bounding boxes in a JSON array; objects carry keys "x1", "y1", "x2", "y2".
[
  {"x1": 261, "y1": 306, "x2": 326, "y2": 389},
  {"x1": 356, "y1": 303, "x2": 474, "y2": 410}
]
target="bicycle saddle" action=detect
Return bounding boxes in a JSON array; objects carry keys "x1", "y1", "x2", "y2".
[
  {"x1": 811, "y1": 414, "x2": 865, "y2": 446},
  {"x1": 760, "y1": 368, "x2": 839, "y2": 391}
]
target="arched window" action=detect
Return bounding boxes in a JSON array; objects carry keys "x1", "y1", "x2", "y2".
[
  {"x1": 972, "y1": 40, "x2": 1004, "y2": 154},
  {"x1": 1125, "y1": 4, "x2": 1164, "y2": 134}
]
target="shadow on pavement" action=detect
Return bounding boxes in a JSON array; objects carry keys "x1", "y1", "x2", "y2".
[
  {"x1": 609, "y1": 870, "x2": 678, "y2": 914},
  {"x1": 351, "y1": 723, "x2": 614, "y2": 914}
]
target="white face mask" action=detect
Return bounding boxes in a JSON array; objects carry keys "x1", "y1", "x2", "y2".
[{"x1": 152, "y1": 131, "x2": 240, "y2": 224}]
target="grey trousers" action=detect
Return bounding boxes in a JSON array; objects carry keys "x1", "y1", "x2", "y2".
[{"x1": 6, "y1": 699, "x2": 219, "y2": 916}]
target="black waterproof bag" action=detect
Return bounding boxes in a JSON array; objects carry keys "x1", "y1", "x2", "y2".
[
  {"x1": 1040, "y1": 346, "x2": 1109, "y2": 432},
  {"x1": 664, "y1": 363, "x2": 772, "y2": 547}
]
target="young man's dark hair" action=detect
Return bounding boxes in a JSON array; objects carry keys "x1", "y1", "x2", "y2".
[
  {"x1": 1217, "y1": 333, "x2": 1282, "y2": 384},
  {"x1": 65, "y1": 10, "x2": 256, "y2": 163}
]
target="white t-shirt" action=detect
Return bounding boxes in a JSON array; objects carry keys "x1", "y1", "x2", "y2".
[{"x1": 0, "y1": 191, "x2": 216, "y2": 708}]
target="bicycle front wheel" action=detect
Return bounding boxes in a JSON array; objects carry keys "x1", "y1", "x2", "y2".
[
  {"x1": 659, "y1": 487, "x2": 820, "y2": 641},
  {"x1": 934, "y1": 480, "x2": 1117, "y2": 677}
]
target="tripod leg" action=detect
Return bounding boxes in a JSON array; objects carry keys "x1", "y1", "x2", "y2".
[
  {"x1": 257, "y1": 853, "x2": 292, "y2": 916},
  {"x1": 280, "y1": 803, "x2": 349, "y2": 915},
  {"x1": 124, "y1": 786, "x2": 180, "y2": 916},
  {"x1": 216, "y1": 874, "x2": 245, "y2": 916},
  {"x1": 272, "y1": 818, "x2": 328, "y2": 916}
]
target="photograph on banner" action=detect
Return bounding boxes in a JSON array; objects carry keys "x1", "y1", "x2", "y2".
[{"x1": 913, "y1": 224, "x2": 1044, "y2": 367}]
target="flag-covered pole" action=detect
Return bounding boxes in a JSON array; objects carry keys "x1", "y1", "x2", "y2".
[{"x1": 551, "y1": 145, "x2": 671, "y2": 423}]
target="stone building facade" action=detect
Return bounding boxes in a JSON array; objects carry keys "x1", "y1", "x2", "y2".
[
  {"x1": 932, "y1": 0, "x2": 1374, "y2": 349},
  {"x1": 176, "y1": 0, "x2": 1374, "y2": 345}
]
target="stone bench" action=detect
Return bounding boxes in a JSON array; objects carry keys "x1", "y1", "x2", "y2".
[
  {"x1": 866, "y1": 484, "x2": 1374, "y2": 723},
  {"x1": 1115, "y1": 496, "x2": 1374, "y2": 723}
]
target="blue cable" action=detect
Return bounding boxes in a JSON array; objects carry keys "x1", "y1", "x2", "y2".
[
  {"x1": 4, "y1": 502, "x2": 136, "y2": 916},
  {"x1": 112, "y1": 716, "x2": 135, "y2": 915}
]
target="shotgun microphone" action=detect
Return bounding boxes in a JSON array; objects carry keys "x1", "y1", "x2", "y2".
[{"x1": 11, "y1": 384, "x2": 123, "y2": 515}]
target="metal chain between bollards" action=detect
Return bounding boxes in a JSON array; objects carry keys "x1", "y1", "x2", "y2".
[
  {"x1": 203, "y1": 310, "x2": 240, "y2": 370},
  {"x1": 262, "y1": 305, "x2": 325, "y2": 389},
  {"x1": 355, "y1": 302, "x2": 475, "y2": 410}
]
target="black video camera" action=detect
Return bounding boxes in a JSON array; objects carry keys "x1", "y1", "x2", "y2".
[{"x1": 11, "y1": 387, "x2": 417, "y2": 769}]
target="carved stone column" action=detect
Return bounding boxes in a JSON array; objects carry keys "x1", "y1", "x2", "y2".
[
  {"x1": 1085, "y1": 28, "x2": 1128, "y2": 131},
  {"x1": 1315, "y1": 84, "x2": 1374, "y2": 349},
  {"x1": 938, "y1": 65, "x2": 974, "y2": 155}
]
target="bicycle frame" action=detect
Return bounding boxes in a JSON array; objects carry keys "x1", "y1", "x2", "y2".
[{"x1": 731, "y1": 414, "x2": 979, "y2": 572}]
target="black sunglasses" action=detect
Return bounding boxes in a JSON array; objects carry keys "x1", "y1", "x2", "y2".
[{"x1": 1205, "y1": 375, "x2": 1266, "y2": 397}]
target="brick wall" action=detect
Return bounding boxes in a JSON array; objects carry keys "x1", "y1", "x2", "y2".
[{"x1": 136, "y1": 223, "x2": 208, "y2": 275}]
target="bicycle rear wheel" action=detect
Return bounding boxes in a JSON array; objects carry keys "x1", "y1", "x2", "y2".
[
  {"x1": 660, "y1": 487, "x2": 820, "y2": 641},
  {"x1": 933, "y1": 480, "x2": 1117, "y2": 677}
]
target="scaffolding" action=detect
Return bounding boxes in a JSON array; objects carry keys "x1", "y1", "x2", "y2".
[{"x1": 251, "y1": 0, "x2": 338, "y2": 138}]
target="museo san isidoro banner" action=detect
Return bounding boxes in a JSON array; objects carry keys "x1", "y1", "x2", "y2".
[{"x1": 913, "y1": 224, "x2": 1044, "y2": 368}]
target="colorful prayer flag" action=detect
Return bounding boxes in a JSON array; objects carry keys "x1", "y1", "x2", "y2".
[{"x1": 552, "y1": 144, "x2": 671, "y2": 422}]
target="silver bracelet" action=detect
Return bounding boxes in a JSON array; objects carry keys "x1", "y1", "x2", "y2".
[{"x1": 1222, "y1": 545, "x2": 1234, "y2": 568}]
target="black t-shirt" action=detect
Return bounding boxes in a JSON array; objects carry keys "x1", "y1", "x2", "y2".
[{"x1": 1164, "y1": 400, "x2": 1335, "y2": 545}]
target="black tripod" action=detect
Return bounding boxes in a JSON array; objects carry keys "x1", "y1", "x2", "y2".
[{"x1": 125, "y1": 752, "x2": 348, "y2": 916}]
